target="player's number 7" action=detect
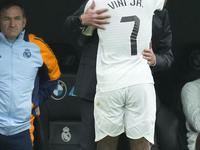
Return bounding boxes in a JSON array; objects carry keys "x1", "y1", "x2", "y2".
[{"x1": 120, "y1": 16, "x2": 140, "y2": 55}]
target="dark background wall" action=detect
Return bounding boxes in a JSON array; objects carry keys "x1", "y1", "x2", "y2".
[
  {"x1": 155, "y1": 0, "x2": 200, "y2": 107},
  {"x1": 1, "y1": 0, "x2": 200, "y2": 107},
  {"x1": 167, "y1": 0, "x2": 200, "y2": 76},
  {"x1": 23, "y1": 0, "x2": 86, "y2": 73},
  {"x1": 24, "y1": 0, "x2": 85, "y2": 43}
]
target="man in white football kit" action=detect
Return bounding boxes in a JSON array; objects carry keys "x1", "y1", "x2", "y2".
[{"x1": 83, "y1": 0, "x2": 166, "y2": 150}]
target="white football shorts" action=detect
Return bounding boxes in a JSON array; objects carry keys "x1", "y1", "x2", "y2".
[{"x1": 94, "y1": 83, "x2": 156, "y2": 144}]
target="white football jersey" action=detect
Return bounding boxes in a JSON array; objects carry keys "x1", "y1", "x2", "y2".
[{"x1": 84, "y1": 0, "x2": 165, "y2": 92}]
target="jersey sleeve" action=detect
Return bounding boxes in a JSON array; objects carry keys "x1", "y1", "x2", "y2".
[{"x1": 28, "y1": 34, "x2": 61, "y2": 81}]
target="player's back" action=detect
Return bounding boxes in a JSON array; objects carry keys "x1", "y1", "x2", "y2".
[
  {"x1": 95, "y1": 0, "x2": 163, "y2": 58},
  {"x1": 84, "y1": 0, "x2": 165, "y2": 92}
]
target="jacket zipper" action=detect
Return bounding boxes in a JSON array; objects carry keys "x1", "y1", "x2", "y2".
[{"x1": 7, "y1": 44, "x2": 13, "y2": 135}]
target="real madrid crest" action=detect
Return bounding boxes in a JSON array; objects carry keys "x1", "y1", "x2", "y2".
[
  {"x1": 61, "y1": 126, "x2": 71, "y2": 142},
  {"x1": 23, "y1": 49, "x2": 31, "y2": 59}
]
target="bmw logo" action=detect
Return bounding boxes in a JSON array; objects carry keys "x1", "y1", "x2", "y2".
[{"x1": 51, "y1": 80, "x2": 67, "y2": 100}]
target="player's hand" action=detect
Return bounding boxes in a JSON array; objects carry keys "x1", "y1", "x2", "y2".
[
  {"x1": 142, "y1": 42, "x2": 156, "y2": 66},
  {"x1": 81, "y1": 0, "x2": 111, "y2": 29}
]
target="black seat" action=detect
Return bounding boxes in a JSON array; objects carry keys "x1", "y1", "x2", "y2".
[
  {"x1": 33, "y1": 73, "x2": 180, "y2": 150},
  {"x1": 34, "y1": 73, "x2": 81, "y2": 150}
]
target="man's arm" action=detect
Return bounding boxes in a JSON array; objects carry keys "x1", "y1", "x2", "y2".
[
  {"x1": 66, "y1": 0, "x2": 110, "y2": 34},
  {"x1": 38, "y1": 80, "x2": 58, "y2": 104},
  {"x1": 33, "y1": 79, "x2": 58, "y2": 116},
  {"x1": 29, "y1": 34, "x2": 61, "y2": 107},
  {"x1": 80, "y1": 0, "x2": 110, "y2": 30},
  {"x1": 143, "y1": 9, "x2": 173, "y2": 73},
  {"x1": 66, "y1": 1, "x2": 88, "y2": 35},
  {"x1": 152, "y1": 9, "x2": 173, "y2": 73}
]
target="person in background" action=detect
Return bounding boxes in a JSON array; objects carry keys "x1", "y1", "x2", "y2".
[
  {"x1": 66, "y1": 1, "x2": 110, "y2": 150},
  {"x1": 0, "y1": 0, "x2": 61, "y2": 149},
  {"x1": 66, "y1": 0, "x2": 173, "y2": 150},
  {"x1": 181, "y1": 79, "x2": 200, "y2": 150}
]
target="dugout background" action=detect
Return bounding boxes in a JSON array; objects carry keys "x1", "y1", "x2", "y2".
[
  {"x1": 0, "y1": 0, "x2": 200, "y2": 149},
  {"x1": 17, "y1": 0, "x2": 200, "y2": 108},
  {"x1": 0, "y1": 0, "x2": 199, "y2": 124},
  {"x1": 0, "y1": 0, "x2": 196, "y2": 108}
]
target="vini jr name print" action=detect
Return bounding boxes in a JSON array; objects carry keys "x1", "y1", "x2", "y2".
[{"x1": 108, "y1": 0, "x2": 143, "y2": 9}]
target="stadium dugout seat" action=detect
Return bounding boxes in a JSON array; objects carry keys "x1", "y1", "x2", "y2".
[
  {"x1": 33, "y1": 73, "x2": 181, "y2": 150},
  {"x1": 33, "y1": 73, "x2": 81, "y2": 150},
  {"x1": 153, "y1": 97, "x2": 180, "y2": 150},
  {"x1": 172, "y1": 44, "x2": 200, "y2": 150},
  {"x1": 173, "y1": 84, "x2": 189, "y2": 150}
]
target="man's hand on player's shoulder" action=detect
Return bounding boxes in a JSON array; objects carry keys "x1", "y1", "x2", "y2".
[{"x1": 81, "y1": 0, "x2": 111, "y2": 29}]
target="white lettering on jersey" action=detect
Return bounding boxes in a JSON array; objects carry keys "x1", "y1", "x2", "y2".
[{"x1": 108, "y1": 0, "x2": 143, "y2": 9}]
